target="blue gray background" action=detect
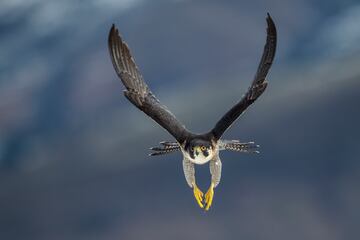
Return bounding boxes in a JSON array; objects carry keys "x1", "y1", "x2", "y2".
[{"x1": 0, "y1": 0, "x2": 359, "y2": 239}]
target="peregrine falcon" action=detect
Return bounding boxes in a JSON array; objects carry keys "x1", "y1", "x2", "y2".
[{"x1": 108, "y1": 14, "x2": 277, "y2": 210}]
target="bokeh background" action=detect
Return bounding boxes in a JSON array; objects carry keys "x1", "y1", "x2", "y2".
[{"x1": 1, "y1": 0, "x2": 360, "y2": 239}]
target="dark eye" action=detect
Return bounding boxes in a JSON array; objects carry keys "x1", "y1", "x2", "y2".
[
  {"x1": 201, "y1": 146, "x2": 206, "y2": 151},
  {"x1": 191, "y1": 147, "x2": 194, "y2": 151}
]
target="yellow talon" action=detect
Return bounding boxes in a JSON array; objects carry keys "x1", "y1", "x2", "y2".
[
  {"x1": 192, "y1": 183, "x2": 204, "y2": 208},
  {"x1": 204, "y1": 183, "x2": 215, "y2": 211}
]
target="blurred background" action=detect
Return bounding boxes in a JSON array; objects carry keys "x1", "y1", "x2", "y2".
[{"x1": 0, "y1": 0, "x2": 359, "y2": 239}]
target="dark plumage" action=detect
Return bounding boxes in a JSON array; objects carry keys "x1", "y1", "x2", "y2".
[{"x1": 108, "y1": 14, "x2": 277, "y2": 210}]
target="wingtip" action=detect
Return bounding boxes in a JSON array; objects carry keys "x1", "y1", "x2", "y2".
[
  {"x1": 266, "y1": 12, "x2": 274, "y2": 22},
  {"x1": 265, "y1": 13, "x2": 276, "y2": 33},
  {"x1": 266, "y1": 13, "x2": 273, "y2": 23},
  {"x1": 109, "y1": 23, "x2": 121, "y2": 39},
  {"x1": 110, "y1": 23, "x2": 116, "y2": 33},
  {"x1": 109, "y1": 24, "x2": 117, "y2": 41}
]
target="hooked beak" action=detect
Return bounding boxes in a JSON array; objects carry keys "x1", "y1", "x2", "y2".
[{"x1": 194, "y1": 146, "x2": 201, "y2": 156}]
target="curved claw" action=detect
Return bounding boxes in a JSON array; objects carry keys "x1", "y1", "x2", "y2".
[
  {"x1": 192, "y1": 184, "x2": 204, "y2": 208},
  {"x1": 204, "y1": 183, "x2": 215, "y2": 211}
]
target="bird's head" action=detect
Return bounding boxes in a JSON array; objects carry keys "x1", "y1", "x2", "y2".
[{"x1": 185, "y1": 139, "x2": 214, "y2": 164}]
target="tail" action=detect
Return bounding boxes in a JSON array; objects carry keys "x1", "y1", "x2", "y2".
[
  {"x1": 219, "y1": 140, "x2": 260, "y2": 153},
  {"x1": 149, "y1": 141, "x2": 181, "y2": 156}
]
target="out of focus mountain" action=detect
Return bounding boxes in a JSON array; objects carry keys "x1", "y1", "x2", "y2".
[{"x1": 0, "y1": 1, "x2": 359, "y2": 240}]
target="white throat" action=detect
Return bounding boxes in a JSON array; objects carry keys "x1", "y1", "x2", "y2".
[{"x1": 181, "y1": 148, "x2": 214, "y2": 165}]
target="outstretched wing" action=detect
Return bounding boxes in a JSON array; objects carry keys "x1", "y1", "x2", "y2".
[
  {"x1": 211, "y1": 14, "x2": 277, "y2": 140},
  {"x1": 108, "y1": 24, "x2": 189, "y2": 143}
]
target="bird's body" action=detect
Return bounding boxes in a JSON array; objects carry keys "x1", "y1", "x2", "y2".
[{"x1": 108, "y1": 14, "x2": 277, "y2": 210}]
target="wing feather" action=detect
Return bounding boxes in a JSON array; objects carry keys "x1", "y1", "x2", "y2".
[
  {"x1": 108, "y1": 24, "x2": 189, "y2": 143},
  {"x1": 211, "y1": 14, "x2": 277, "y2": 140}
]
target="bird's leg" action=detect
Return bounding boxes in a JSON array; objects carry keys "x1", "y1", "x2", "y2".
[
  {"x1": 192, "y1": 182, "x2": 204, "y2": 209},
  {"x1": 204, "y1": 182, "x2": 215, "y2": 211}
]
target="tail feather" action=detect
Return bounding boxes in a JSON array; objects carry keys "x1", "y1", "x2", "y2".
[
  {"x1": 220, "y1": 140, "x2": 260, "y2": 153},
  {"x1": 149, "y1": 141, "x2": 180, "y2": 156},
  {"x1": 159, "y1": 141, "x2": 179, "y2": 146}
]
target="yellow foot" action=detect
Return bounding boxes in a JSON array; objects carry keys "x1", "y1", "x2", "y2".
[
  {"x1": 204, "y1": 183, "x2": 214, "y2": 211},
  {"x1": 192, "y1": 183, "x2": 204, "y2": 208}
]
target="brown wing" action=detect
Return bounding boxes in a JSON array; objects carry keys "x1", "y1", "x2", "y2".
[
  {"x1": 211, "y1": 13, "x2": 277, "y2": 140},
  {"x1": 108, "y1": 24, "x2": 190, "y2": 143}
]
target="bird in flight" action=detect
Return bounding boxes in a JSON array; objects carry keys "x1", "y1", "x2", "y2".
[{"x1": 108, "y1": 14, "x2": 277, "y2": 210}]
